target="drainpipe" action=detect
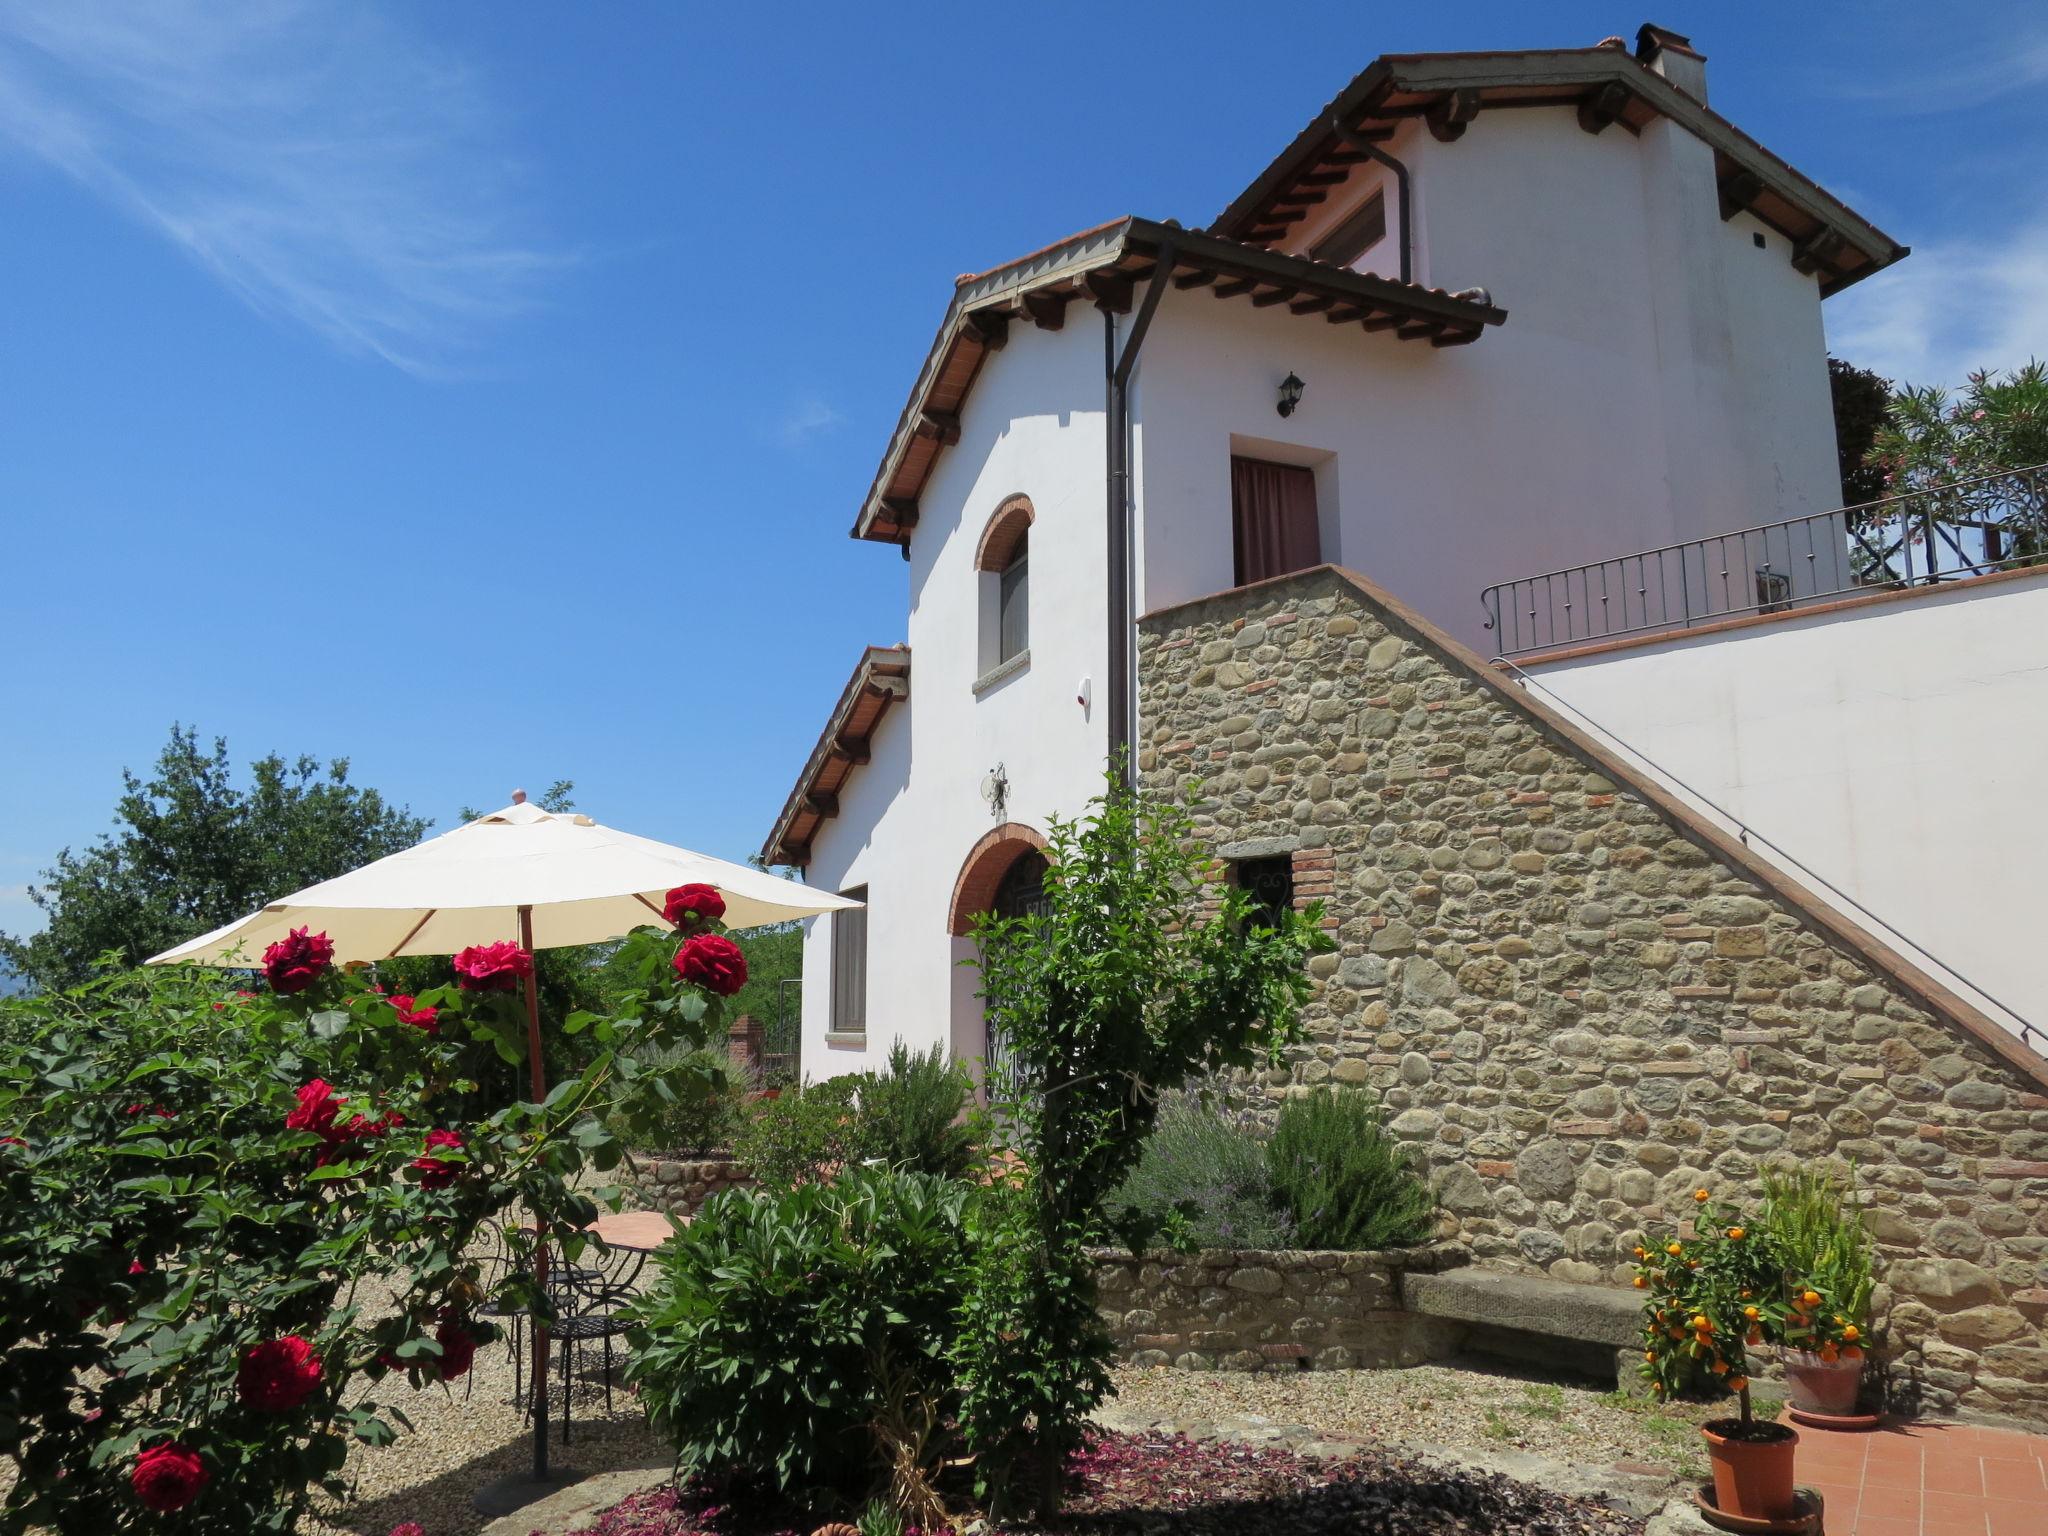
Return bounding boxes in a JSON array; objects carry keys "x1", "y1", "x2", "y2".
[
  {"x1": 1105, "y1": 238, "x2": 1177, "y2": 786},
  {"x1": 1329, "y1": 118, "x2": 1412, "y2": 286}
]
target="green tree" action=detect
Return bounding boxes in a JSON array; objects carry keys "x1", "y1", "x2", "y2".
[
  {"x1": 957, "y1": 775, "x2": 1329, "y2": 1511},
  {"x1": 0, "y1": 727, "x2": 428, "y2": 992},
  {"x1": 1828, "y1": 356, "x2": 1892, "y2": 507}
]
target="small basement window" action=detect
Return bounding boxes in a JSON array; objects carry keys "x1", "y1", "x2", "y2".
[
  {"x1": 1310, "y1": 189, "x2": 1387, "y2": 269},
  {"x1": 1235, "y1": 855, "x2": 1294, "y2": 930}
]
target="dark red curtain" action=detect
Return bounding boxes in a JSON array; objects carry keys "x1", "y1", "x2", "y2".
[{"x1": 1231, "y1": 457, "x2": 1321, "y2": 586}]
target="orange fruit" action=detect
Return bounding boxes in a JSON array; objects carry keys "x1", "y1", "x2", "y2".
[
  {"x1": 1743, "y1": 1306, "x2": 1760, "y2": 1320},
  {"x1": 1726, "y1": 1227, "x2": 1745, "y2": 1240},
  {"x1": 1728, "y1": 1376, "x2": 1748, "y2": 1391},
  {"x1": 1802, "y1": 1289, "x2": 1822, "y2": 1306},
  {"x1": 1666, "y1": 1242, "x2": 1683, "y2": 1257},
  {"x1": 1691, "y1": 1314, "x2": 1712, "y2": 1332},
  {"x1": 1711, "y1": 1360, "x2": 1729, "y2": 1374},
  {"x1": 1694, "y1": 1188, "x2": 1710, "y2": 1202},
  {"x1": 1842, "y1": 1324, "x2": 1859, "y2": 1342},
  {"x1": 1842, "y1": 1346, "x2": 1863, "y2": 1361},
  {"x1": 1644, "y1": 1350, "x2": 1657, "y2": 1362},
  {"x1": 1819, "y1": 1345, "x2": 1839, "y2": 1363},
  {"x1": 1633, "y1": 1275, "x2": 1647, "y2": 1288}
]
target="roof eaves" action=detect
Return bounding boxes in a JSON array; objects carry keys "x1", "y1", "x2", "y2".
[
  {"x1": 761, "y1": 646, "x2": 911, "y2": 869},
  {"x1": 1212, "y1": 49, "x2": 1906, "y2": 290}
]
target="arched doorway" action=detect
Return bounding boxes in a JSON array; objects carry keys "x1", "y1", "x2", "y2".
[{"x1": 946, "y1": 823, "x2": 1048, "y2": 1095}]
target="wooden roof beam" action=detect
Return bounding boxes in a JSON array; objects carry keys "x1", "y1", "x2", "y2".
[
  {"x1": 1173, "y1": 269, "x2": 1217, "y2": 290},
  {"x1": 1792, "y1": 226, "x2": 1847, "y2": 277},
  {"x1": 1085, "y1": 269, "x2": 1135, "y2": 314},
  {"x1": 1269, "y1": 189, "x2": 1329, "y2": 209},
  {"x1": 962, "y1": 310, "x2": 1009, "y2": 350},
  {"x1": 1396, "y1": 321, "x2": 1443, "y2": 341},
  {"x1": 1021, "y1": 291, "x2": 1069, "y2": 331},
  {"x1": 804, "y1": 790, "x2": 839, "y2": 818},
  {"x1": 1297, "y1": 169, "x2": 1348, "y2": 187},
  {"x1": 1212, "y1": 277, "x2": 1258, "y2": 300},
  {"x1": 1576, "y1": 82, "x2": 1632, "y2": 135},
  {"x1": 1325, "y1": 304, "x2": 1369, "y2": 324},
  {"x1": 1361, "y1": 313, "x2": 1401, "y2": 332},
  {"x1": 1250, "y1": 285, "x2": 1297, "y2": 307},
  {"x1": 879, "y1": 496, "x2": 920, "y2": 529},
  {"x1": 915, "y1": 409, "x2": 960, "y2": 446},
  {"x1": 832, "y1": 734, "x2": 870, "y2": 767},
  {"x1": 1718, "y1": 169, "x2": 1765, "y2": 222},
  {"x1": 1289, "y1": 294, "x2": 1335, "y2": 315},
  {"x1": 1425, "y1": 88, "x2": 1482, "y2": 142},
  {"x1": 1430, "y1": 328, "x2": 1483, "y2": 348}
]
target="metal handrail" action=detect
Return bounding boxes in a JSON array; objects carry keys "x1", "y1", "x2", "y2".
[
  {"x1": 1497, "y1": 659, "x2": 2044, "y2": 1058},
  {"x1": 1481, "y1": 463, "x2": 2048, "y2": 658}
]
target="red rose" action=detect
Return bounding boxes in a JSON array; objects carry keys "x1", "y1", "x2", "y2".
[
  {"x1": 452, "y1": 941, "x2": 533, "y2": 993},
  {"x1": 411, "y1": 1129, "x2": 465, "y2": 1190},
  {"x1": 434, "y1": 1316, "x2": 478, "y2": 1380},
  {"x1": 261, "y1": 926, "x2": 335, "y2": 995},
  {"x1": 237, "y1": 1335, "x2": 323, "y2": 1412},
  {"x1": 286, "y1": 1080, "x2": 341, "y2": 1138},
  {"x1": 662, "y1": 883, "x2": 726, "y2": 930},
  {"x1": 389, "y1": 994, "x2": 439, "y2": 1034},
  {"x1": 132, "y1": 1441, "x2": 208, "y2": 1512},
  {"x1": 674, "y1": 933, "x2": 747, "y2": 996}
]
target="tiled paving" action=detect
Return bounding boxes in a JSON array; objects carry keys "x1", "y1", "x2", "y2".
[{"x1": 1784, "y1": 1415, "x2": 2048, "y2": 1535}]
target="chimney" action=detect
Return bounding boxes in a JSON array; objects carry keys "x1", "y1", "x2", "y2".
[{"x1": 1635, "y1": 22, "x2": 1707, "y2": 103}]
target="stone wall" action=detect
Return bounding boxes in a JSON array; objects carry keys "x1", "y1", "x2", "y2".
[
  {"x1": 1092, "y1": 1242, "x2": 1468, "y2": 1370},
  {"x1": 1136, "y1": 566, "x2": 2048, "y2": 1427},
  {"x1": 625, "y1": 1155, "x2": 754, "y2": 1219}
]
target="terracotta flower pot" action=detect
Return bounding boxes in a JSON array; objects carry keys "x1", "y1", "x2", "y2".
[
  {"x1": 1702, "y1": 1418, "x2": 1799, "y2": 1523},
  {"x1": 1782, "y1": 1349, "x2": 1864, "y2": 1417}
]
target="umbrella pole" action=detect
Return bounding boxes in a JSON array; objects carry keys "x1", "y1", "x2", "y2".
[{"x1": 520, "y1": 905, "x2": 552, "y2": 1481}]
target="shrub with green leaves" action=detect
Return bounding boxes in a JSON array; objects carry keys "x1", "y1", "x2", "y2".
[
  {"x1": 620, "y1": 1046, "x2": 742, "y2": 1155},
  {"x1": 1266, "y1": 1088, "x2": 1435, "y2": 1251},
  {"x1": 1759, "y1": 1162, "x2": 1875, "y2": 1342},
  {"x1": 1109, "y1": 1094, "x2": 1293, "y2": 1252},
  {"x1": 848, "y1": 1042, "x2": 979, "y2": 1181},
  {"x1": 622, "y1": 1167, "x2": 972, "y2": 1508},
  {"x1": 731, "y1": 1044, "x2": 980, "y2": 1189},
  {"x1": 0, "y1": 916, "x2": 728, "y2": 1534}
]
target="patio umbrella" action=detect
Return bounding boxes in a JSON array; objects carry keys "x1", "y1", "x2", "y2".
[{"x1": 147, "y1": 791, "x2": 859, "y2": 1486}]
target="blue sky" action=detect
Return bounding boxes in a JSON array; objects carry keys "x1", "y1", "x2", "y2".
[{"x1": 2, "y1": 1, "x2": 2044, "y2": 939}]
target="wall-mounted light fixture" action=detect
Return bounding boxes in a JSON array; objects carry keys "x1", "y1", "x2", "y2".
[{"x1": 1277, "y1": 372, "x2": 1305, "y2": 418}]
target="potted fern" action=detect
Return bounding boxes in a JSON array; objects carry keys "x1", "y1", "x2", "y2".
[
  {"x1": 1760, "y1": 1164, "x2": 1875, "y2": 1423},
  {"x1": 1634, "y1": 1189, "x2": 1802, "y2": 1527}
]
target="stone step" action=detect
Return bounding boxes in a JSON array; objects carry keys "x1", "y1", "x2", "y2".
[{"x1": 1402, "y1": 1266, "x2": 1643, "y2": 1349}]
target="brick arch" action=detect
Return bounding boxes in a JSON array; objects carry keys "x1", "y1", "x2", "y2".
[
  {"x1": 973, "y1": 495, "x2": 1035, "y2": 572},
  {"x1": 948, "y1": 822, "x2": 1048, "y2": 936}
]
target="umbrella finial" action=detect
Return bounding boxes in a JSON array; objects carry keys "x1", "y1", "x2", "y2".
[{"x1": 510, "y1": 787, "x2": 527, "y2": 804}]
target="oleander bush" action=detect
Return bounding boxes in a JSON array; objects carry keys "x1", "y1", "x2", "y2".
[
  {"x1": 622, "y1": 1167, "x2": 973, "y2": 1513},
  {"x1": 1266, "y1": 1088, "x2": 1436, "y2": 1251}
]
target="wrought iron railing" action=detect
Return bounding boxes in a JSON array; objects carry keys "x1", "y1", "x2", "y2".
[{"x1": 1481, "y1": 463, "x2": 2048, "y2": 658}]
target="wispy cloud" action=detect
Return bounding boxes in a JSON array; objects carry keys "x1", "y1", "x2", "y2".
[
  {"x1": 1821, "y1": 34, "x2": 2048, "y2": 114},
  {"x1": 766, "y1": 397, "x2": 845, "y2": 449},
  {"x1": 1826, "y1": 217, "x2": 2048, "y2": 390},
  {"x1": 0, "y1": 0, "x2": 563, "y2": 374}
]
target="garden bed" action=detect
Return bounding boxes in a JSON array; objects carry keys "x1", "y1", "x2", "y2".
[{"x1": 552, "y1": 1427, "x2": 1646, "y2": 1535}]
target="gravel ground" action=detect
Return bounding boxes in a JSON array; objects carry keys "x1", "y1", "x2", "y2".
[{"x1": 1103, "y1": 1359, "x2": 1753, "y2": 1484}]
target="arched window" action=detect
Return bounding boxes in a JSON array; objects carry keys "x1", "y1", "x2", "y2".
[{"x1": 974, "y1": 496, "x2": 1033, "y2": 681}]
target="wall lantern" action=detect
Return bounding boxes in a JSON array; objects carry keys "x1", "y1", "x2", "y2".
[{"x1": 1277, "y1": 372, "x2": 1305, "y2": 418}]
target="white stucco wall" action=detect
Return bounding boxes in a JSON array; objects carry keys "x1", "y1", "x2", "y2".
[
  {"x1": 1520, "y1": 571, "x2": 2048, "y2": 1045},
  {"x1": 796, "y1": 317, "x2": 1112, "y2": 1079},
  {"x1": 1139, "y1": 106, "x2": 1843, "y2": 657}
]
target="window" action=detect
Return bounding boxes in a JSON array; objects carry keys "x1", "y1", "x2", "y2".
[
  {"x1": 1231, "y1": 456, "x2": 1321, "y2": 586},
  {"x1": 997, "y1": 533, "x2": 1029, "y2": 664},
  {"x1": 830, "y1": 886, "x2": 868, "y2": 1038},
  {"x1": 1310, "y1": 189, "x2": 1387, "y2": 269},
  {"x1": 975, "y1": 496, "x2": 1034, "y2": 684},
  {"x1": 1235, "y1": 856, "x2": 1294, "y2": 930}
]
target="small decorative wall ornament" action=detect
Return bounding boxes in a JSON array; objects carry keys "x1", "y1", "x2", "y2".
[
  {"x1": 981, "y1": 762, "x2": 1009, "y2": 820},
  {"x1": 1277, "y1": 371, "x2": 1306, "y2": 418}
]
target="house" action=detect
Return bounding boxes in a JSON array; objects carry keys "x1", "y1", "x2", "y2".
[
  {"x1": 763, "y1": 22, "x2": 1907, "y2": 1075},
  {"x1": 761, "y1": 24, "x2": 2048, "y2": 1427}
]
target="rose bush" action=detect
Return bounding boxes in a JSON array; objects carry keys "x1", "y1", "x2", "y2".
[{"x1": 0, "y1": 895, "x2": 742, "y2": 1534}]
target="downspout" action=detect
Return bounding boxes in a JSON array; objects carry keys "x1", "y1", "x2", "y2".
[
  {"x1": 1329, "y1": 118, "x2": 1412, "y2": 286},
  {"x1": 1105, "y1": 237, "x2": 1178, "y2": 786}
]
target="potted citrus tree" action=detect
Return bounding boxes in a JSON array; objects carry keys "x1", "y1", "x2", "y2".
[
  {"x1": 1634, "y1": 1189, "x2": 1801, "y2": 1527},
  {"x1": 1760, "y1": 1164, "x2": 1875, "y2": 1423}
]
